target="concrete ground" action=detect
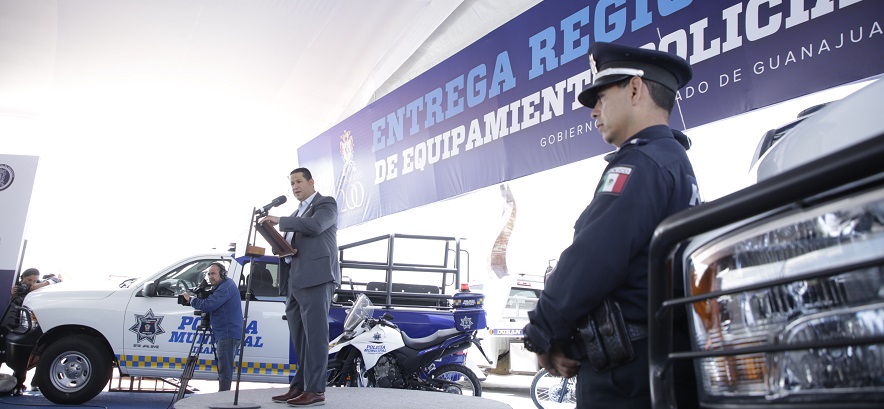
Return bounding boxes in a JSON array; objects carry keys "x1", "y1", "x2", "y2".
[
  {"x1": 174, "y1": 386, "x2": 511, "y2": 409},
  {"x1": 0, "y1": 366, "x2": 540, "y2": 409},
  {"x1": 175, "y1": 374, "x2": 536, "y2": 409}
]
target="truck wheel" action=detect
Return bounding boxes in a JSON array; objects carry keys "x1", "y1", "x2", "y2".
[{"x1": 35, "y1": 335, "x2": 112, "y2": 404}]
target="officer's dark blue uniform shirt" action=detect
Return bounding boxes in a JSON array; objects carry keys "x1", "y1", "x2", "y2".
[{"x1": 525, "y1": 125, "x2": 700, "y2": 350}]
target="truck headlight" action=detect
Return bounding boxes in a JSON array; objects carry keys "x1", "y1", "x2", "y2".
[
  {"x1": 687, "y1": 188, "x2": 884, "y2": 400},
  {"x1": 772, "y1": 304, "x2": 884, "y2": 398},
  {"x1": 16, "y1": 307, "x2": 39, "y2": 333}
]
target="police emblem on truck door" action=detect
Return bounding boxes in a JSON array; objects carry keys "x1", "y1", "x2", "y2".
[{"x1": 128, "y1": 309, "x2": 167, "y2": 344}]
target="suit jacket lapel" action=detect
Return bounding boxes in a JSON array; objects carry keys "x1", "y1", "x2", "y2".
[
  {"x1": 285, "y1": 207, "x2": 298, "y2": 244},
  {"x1": 302, "y1": 193, "x2": 320, "y2": 217}
]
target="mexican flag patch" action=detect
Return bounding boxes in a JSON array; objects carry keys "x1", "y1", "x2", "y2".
[{"x1": 598, "y1": 166, "x2": 633, "y2": 194}]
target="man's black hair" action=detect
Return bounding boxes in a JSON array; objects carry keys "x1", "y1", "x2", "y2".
[
  {"x1": 609, "y1": 77, "x2": 676, "y2": 114},
  {"x1": 645, "y1": 79, "x2": 676, "y2": 114},
  {"x1": 290, "y1": 167, "x2": 312, "y2": 180}
]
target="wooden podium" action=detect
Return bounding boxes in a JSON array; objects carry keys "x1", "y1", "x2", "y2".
[{"x1": 255, "y1": 219, "x2": 296, "y2": 257}]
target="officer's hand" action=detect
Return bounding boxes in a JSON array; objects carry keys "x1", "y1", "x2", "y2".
[
  {"x1": 183, "y1": 293, "x2": 191, "y2": 302},
  {"x1": 262, "y1": 216, "x2": 279, "y2": 227},
  {"x1": 538, "y1": 344, "x2": 580, "y2": 378}
]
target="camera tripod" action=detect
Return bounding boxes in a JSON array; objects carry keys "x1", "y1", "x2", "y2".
[{"x1": 174, "y1": 310, "x2": 216, "y2": 402}]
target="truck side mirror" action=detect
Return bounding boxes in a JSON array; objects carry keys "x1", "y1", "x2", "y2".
[{"x1": 142, "y1": 282, "x2": 157, "y2": 297}]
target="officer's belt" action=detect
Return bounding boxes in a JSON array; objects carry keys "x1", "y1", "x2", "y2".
[{"x1": 576, "y1": 298, "x2": 646, "y2": 372}]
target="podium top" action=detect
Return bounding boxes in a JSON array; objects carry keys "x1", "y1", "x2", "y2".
[{"x1": 255, "y1": 220, "x2": 295, "y2": 257}]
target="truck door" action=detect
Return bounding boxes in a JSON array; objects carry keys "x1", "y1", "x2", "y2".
[
  {"x1": 122, "y1": 257, "x2": 232, "y2": 381},
  {"x1": 233, "y1": 257, "x2": 293, "y2": 384}
]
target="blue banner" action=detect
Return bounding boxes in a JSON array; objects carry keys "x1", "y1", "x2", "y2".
[{"x1": 299, "y1": 1, "x2": 884, "y2": 228}]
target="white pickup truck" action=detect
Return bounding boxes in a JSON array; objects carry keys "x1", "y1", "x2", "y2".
[
  {"x1": 471, "y1": 271, "x2": 546, "y2": 375},
  {"x1": 647, "y1": 78, "x2": 884, "y2": 408},
  {"x1": 3, "y1": 234, "x2": 484, "y2": 404}
]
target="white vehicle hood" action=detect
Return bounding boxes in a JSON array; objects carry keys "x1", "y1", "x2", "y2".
[
  {"x1": 753, "y1": 79, "x2": 883, "y2": 181},
  {"x1": 23, "y1": 282, "x2": 117, "y2": 305}
]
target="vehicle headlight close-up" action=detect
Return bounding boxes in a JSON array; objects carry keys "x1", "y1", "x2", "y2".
[
  {"x1": 16, "y1": 306, "x2": 40, "y2": 333},
  {"x1": 687, "y1": 188, "x2": 884, "y2": 401}
]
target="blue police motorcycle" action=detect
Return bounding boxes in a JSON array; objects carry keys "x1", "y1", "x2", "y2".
[{"x1": 326, "y1": 293, "x2": 488, "y2": 396}]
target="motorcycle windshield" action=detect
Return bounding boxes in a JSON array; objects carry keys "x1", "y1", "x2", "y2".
[{"x1": 343, "y1": 293, "x2": 373, "y2": 333}]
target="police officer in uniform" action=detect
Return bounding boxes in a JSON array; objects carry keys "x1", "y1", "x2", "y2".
[{"x1": 522, "y1": 42, "x2": 701, "y2": 408}]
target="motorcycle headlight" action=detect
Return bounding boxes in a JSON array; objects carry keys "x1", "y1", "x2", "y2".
[{"x1": 687, "y1": 187, "x2": 884, "y2": 401}]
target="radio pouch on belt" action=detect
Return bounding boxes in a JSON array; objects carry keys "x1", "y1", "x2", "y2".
[{"x1": 576, "y1": 297, "x2": 635, "y2": 372}]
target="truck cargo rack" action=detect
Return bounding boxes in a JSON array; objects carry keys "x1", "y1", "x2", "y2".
[{"x1": 335, "y1": 233, "x2": 466, "y2": 309}]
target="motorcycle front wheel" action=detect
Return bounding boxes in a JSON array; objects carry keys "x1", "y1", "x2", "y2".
[
  {"x1": 327, "y1": 348, "x2": 370, "y2": 387},
  {"x1": 429, "y1": 363, "x2": 482, "y2": 397},
  {"x1": 530, "y1": 368, "x2": 577, "y2": 409}
]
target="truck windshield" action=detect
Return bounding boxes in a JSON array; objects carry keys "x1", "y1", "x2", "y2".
[{"x1": 503, "y1": 288, "x2": 540, "y2": 319}]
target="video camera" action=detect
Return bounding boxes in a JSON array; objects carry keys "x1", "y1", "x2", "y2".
[{"x1": 177, "y1": 279, "x2": 215, "y2": 306}]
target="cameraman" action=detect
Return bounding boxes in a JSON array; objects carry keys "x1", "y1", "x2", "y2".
[
  {"x1": 2, "y1": 268, "x2": 50, "y2": 395},
  {"x1": 181, "y1": 262, "x2": 243, "y2": 392}
]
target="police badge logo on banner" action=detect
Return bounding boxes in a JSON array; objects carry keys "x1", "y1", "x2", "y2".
[{"x1": 0, "y1": 164, "x2": 15, "y2": 191}]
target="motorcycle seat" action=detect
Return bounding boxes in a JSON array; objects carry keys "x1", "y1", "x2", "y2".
[{"x1": 400, "y1": 327, "x2": 462, "y2": 350}]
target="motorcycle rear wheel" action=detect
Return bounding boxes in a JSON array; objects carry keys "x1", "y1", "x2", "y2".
[{"x1": 429, "y1": 364, "x2": 482, "y2": 397}]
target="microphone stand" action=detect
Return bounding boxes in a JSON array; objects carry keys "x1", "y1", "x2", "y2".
[{"x1": 209, "y1": 208, "x2": 263, "y2": 409}]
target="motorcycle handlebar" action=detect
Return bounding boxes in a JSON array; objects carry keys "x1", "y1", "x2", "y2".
[
  {"x1": 379, "y1": 319, "x2": 398, "y2": 329},
  {"x1": 363, "y1": 317, "x2": 398, "y2": 330}
]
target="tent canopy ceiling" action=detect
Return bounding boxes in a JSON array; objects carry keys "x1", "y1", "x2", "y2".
[{"x1": 0, "y1": 0, "x2": 540, "y2": 145}]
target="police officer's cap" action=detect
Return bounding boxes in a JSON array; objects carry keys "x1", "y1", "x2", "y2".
[{"x1": 578, "y1": 42, "x2": 692, "y2": 108}]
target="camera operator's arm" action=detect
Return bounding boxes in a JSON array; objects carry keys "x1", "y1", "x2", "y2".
[
  {"x1": 30, "y1": 281, "x2": 50, "y2": 292},
  {"x1": 11, "y1": 281, "x2": 49, "y2": 298},
  {"x1": 189, "y1": 280, "x2": 238, "y2": 313}
]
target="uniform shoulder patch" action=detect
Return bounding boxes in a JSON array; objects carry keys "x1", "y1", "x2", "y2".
[{"x1": 597, "y1": 166, "x2": 633, "y2": 195}]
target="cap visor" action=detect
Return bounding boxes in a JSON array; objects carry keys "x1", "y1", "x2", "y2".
[{"x1": 578, "y1": 74, "x2": 631, "y2": 108}]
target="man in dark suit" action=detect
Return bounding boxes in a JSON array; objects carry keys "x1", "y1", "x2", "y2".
[{"x1": 261, "y1": 167, "x2": 340, "y2": 407}]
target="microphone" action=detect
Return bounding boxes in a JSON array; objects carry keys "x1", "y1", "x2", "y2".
[{"x1": 256, "y1": 195, "x2": 287, "y2": 214}]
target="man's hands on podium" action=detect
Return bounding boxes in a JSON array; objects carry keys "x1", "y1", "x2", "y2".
[{"x1": 262, "y1": 216, "x2": 280, "y2": 226}]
